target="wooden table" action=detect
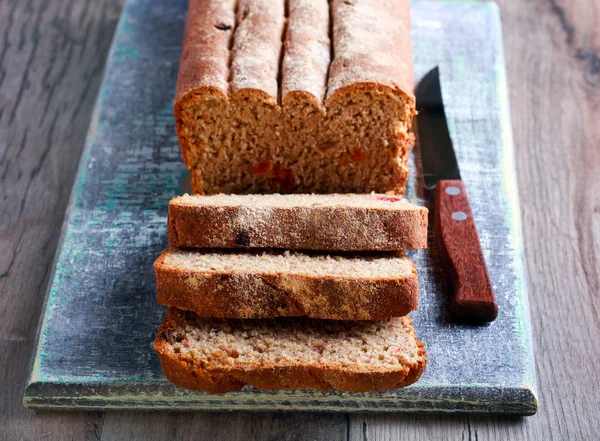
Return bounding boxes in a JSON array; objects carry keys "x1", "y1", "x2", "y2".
[{"x1": 1, "y1": 0, "x2": 598, "y2": 439}]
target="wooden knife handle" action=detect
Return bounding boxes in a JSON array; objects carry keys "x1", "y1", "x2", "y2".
[{"x1": 435, "y1": 179, "x2": 498, "y2": 322}]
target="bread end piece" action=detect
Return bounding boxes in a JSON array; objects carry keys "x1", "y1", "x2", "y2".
[{"x1": 154, "y1": 309, "x2": 427, "y2": 394}]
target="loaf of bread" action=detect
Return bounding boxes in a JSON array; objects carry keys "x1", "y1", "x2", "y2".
[
  {"x1": 175, "y1": 0, "x2": 415, "y2": 195},
  {"x1": 154, "y1": 249, "x2": 418, "y2": 320},
  {"x1": 168, "y1": 193, "x2": 428, "y2": 251},
  {"x1": 154, "y1": 308, "x2": 426, "y2": 394}
]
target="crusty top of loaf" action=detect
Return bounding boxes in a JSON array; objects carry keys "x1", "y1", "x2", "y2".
[
  {"x1": 281, "y1": 0, "x2": 331, "y2": 104},
  {"x1": 229, "y1": 0, "x2": 285, "y2": 100},
  {"x1": 325, "y1": 0, "x2": 414, "y2": 104},
  {"x1": 172, "y1": 193, "x2": 424, "y2": 210},
  {"x1": 175, "y1": 0, "x2": 414, "y2": 108},
  {"x1": 175, "y1": 0, "x2": 235, "y2": 99}
]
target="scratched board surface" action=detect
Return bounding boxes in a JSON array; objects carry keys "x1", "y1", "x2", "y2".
[{"x1": 25, "y1": 0, "x2": 537, "y2": 414}]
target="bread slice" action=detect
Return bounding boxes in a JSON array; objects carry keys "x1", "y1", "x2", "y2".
[
  {"x1": 154, "y1": 308, "x2": 427, "y2": 394},
  {"x1": 154, "y1": 249, "x2": 419, "y2": 320},
  {"x1": 168, "y1": 193, "x2": 428, "y2": 251},
  {"x1": 175, "y1": 0, "x2": 415, "y2": 195}
]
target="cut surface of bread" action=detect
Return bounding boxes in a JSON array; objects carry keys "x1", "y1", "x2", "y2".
[
  {"x1": 154, "y1": 249, "x2": 419, "y2": 319},
  {"x1": 175, "y1": 0, "x2": 415, "y2": 195},
  {"x1": 154, "y1": 308, "x2": 427, "y2": 394},
  {"x1": 168, "y1": 193, "x2": 428, "y2": 251}
]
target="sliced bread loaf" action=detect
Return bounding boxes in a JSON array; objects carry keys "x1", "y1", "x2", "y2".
[
  {"x1": 154, "y1": 308, "x2": 427, "y2": 394},
  {"x1": 168, "y1": 193, "x2": 428, "y2": 251},
  {"x1": 154, "y1": 249, "x2": 419, "y2": 320}
]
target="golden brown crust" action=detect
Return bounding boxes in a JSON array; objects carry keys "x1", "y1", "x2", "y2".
[
  {"x1": 281, "y1": 0, "x2": 330, "y2": 103},
  {"x1": 229, "y1": 0, "x2": 285, "y2": 99},
  {"x1": 176, "y1": 0, "x2": 415, "y2": 107},
  {"x1": 154, "y1": 251, "x2": 419, "y2": 320},
  {"x1": 167, "y1": 196, "x2": 428, "y2": 251},
  {"x1": 174, "y1": 0, "x2": 234, "y2": 104},
  {"x1": 154, "y1": 311, "x2": 427, "y2": 394},
  {"x1": 326, "y1": 0, "x2": 415, "y2": 109}
]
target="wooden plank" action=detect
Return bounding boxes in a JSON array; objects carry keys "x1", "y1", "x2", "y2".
[
  {"x1": 0, "y1": 0, "x2": 124, "y2": 439},
  {"x1": 99, "y1": 413, "x2": 177, "y2": 441},
  {"x1": 349, "y1": 414, "x2": 531, "y2": 440},
  {"x1": 350, "y1": 414, "x2": 469, "y2": 441},
  {"x1": 100, "y1": 412, "x2": 347, "y2": 441},
  {"x1": 491, "y1": 0, "x2": 600, "y2": 439},
  {"x1": 2, "y1": 0, "x2": 599, "y2": 439}
]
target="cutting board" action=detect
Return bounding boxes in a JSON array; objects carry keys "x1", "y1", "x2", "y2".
[{"x1": 25, "y1": 0, "x2": 538, "y2": 414}]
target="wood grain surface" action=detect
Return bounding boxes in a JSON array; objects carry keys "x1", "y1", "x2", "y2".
[{"x1": 0, "y1": 0, "x2": 598, "y2": 441}]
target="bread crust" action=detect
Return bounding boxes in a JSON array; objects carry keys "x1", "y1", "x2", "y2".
[
  {"x1": 154, "y1": 311, "x2": 427, "y2": 394},
  {"x1": 174, "y1": 0, "x2": 234, "y2": 103},
  {"x1": 326, "y1": 0, "x2": 415, "y2": 109},
  {"x1": 168, "y1": 195, "x2": 428, "y2": 251},
  {"x1": 229, "y1": 0, "x2": 285, "y2": 99},
  {"x1": 176, "y1": 0, "x2": 415, "y2": 107},
  {"x1": 281, "y1": 0, "x2": 330, "y2": 103},
  {"x1": 154, "y1": 250, "x2": 419, "y2": 320}
]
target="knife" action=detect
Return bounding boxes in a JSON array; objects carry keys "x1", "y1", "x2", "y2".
[{"x1": 416, "y1": 67, "x2": 498, "y2": 323}]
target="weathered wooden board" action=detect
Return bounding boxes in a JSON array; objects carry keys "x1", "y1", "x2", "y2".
[{"x1": 24, "y1": 0, "x2": 537, "y2": 414}]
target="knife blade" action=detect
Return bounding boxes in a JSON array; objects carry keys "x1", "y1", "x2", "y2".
[{"x1": 416, "y1": 67, "x2": 498, "y2": 323}]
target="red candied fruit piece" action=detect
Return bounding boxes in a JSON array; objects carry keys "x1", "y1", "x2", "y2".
[
  {"x1": 272, "y1": 165, "x2": 296, "y2": 192},
  {"x1": 351, "y1": 148, "x2": 364, "y2": 162},
  {"x1": 250, "y1": 160, "x2": 272, "y2": 176},
  {"x1": 181, "y1": 340, "x2": 190, "y2": 348},
  {"x1": 372, "y1": 195, "x2": 401, "y2": 202}
]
